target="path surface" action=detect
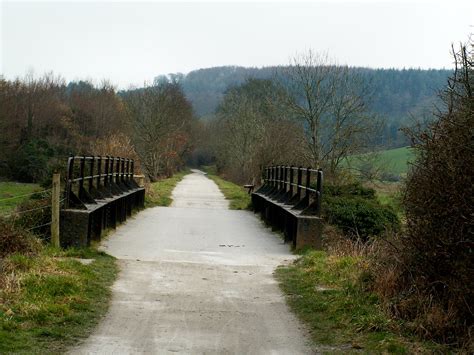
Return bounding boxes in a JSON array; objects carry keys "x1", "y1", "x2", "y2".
[{"x1": 70, "y1": 170, "x2": 313, "y2": 354}]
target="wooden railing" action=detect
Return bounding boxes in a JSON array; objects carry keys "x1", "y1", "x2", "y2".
[{"x1": 61, "y1": 155, "x2": 144, "y2": 247}]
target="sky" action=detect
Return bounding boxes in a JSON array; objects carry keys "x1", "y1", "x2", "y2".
[{"x1": 1, "y1": 0, "x2": 473, "y2": 89}]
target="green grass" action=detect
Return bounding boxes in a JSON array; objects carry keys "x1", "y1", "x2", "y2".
[
  {"x1": 276, "y1": 250, "x2": 443, "y2": 353},
  {"x1": 377, "y1": 147, "x2": 415, "y2": 175},
  {"x1": 0, "y1": 246, "x2": 118, "y2": 353},
  {"x1": 0, "y1": 182, "x2": 42, "y2": 214},
  {"x1": 201, "y1": 166, "x2": 251, "y2": 210},
  {"x1": 145, "y1": 170, "x2": 191, "y2": 207},
  {"x1": 347, "y1": 146, "x2": 415, "y2": 177}
]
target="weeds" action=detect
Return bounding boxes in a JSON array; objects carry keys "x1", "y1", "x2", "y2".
[{"x1": 0, "y1": 246, "x2": 117, "y2": 353}]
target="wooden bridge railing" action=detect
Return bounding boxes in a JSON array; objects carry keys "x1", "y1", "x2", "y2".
[
  {"x1": 61, "y1": 156, "x2": 145, "y2": 247},
  {"x1": 261, "y1": 166, "x2": 323, "y2": 215},
  {"x1": 252, "y1": 165, "x2": 323, "y2": 249}
]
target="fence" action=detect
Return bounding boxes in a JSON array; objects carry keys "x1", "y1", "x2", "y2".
[
  {"x1": 0, "y1": 187, "x2": 62, "y2": 245},
  {"x1": 252, "y1": 165, "x2": 323, "y2": 249},
  {"x1": 61, "y1": 156, "x2": 145, "y2": 247}
]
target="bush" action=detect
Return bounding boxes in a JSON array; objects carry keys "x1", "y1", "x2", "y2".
[
  {"x1": 370, "y1": 43, "x2": 474, "y2": 349},
  {"x1": 324, "y1": 196, "x2": 400, "y2": 240},
  {"x1": 13, "y1": 196, "x2": 52, "y2": 242},
  {"x1": 0, "y1": 219, "x2": 42, "y2": 257},
  {"x1": 325, "y1": 182, "x2": 376, "y2": 199},
  {"x1": 8, "y1": 139, "x2": 55, "y2": 183}
]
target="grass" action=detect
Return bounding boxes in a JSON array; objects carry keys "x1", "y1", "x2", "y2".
[
  {"x1": 145, "y1": 169, "x2": 190, "y2": 207},
  {"x1": 201, "y1": 166, "x2": 251, "y2": 210},
  {"x1": 0, "y1": 182, "x2": 42, "y2": 215},
  {"x1": 366, "y1": 181, "x2": 404, "y2": 218},
  {"x1": 0, "y1": 246, "x2": 118, "y2": 353},
  {"x1": 347, "y1": 146, "x2": 415, "y2": 177},
  {"x1": 276, "y1": 250, "x2": 443, "y2": 353}
]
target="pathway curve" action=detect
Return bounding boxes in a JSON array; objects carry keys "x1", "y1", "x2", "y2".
[{"x1": 71, "y1": 169, "x2": 313, "y2": 354}]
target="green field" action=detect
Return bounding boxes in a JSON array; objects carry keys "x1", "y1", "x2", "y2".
[
  {"x1": 347, "y1": 146, "x2": 415, "y2": 177},
  {"x1": 0, "y1": 182, "x2": 42, "y2": 215}
]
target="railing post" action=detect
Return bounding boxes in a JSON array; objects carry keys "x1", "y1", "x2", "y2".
[
  {"x1": 105, "y1": 156, "x2": 110, "y2": 186},
  {"x1": 305, "y1": 167, "x2": 311, "y2": 198},
  {"x1": 289, "y1": 166, "x2": 294, "y2": 196},
  {"x1": 89, "y1": 157, "x2": 94, "y2": 193},
  {"x1": 97, "y1": 156, "x2": 102, "y2": 188},
  {"x1": 297, "y1": 166, "x2": 302, "y2": 197},
  {"x1": 116, "y1": 157, "x2": 121, "y2": 183},
  {"x1": 316, "y1": 169, "x2": 323, "y2": 215},
  {"x1": 284, "y1": 166, "x2": 288, "y2": 192},
  {"x1": 66, "y1": 157, "x2": 74, "y2": 208},
  {"x1": 79, "y1": 156, "x2": 85, "y2": 194},
  {"x1": 51, "y1": 173, "x2": 60, "y2": 248}
]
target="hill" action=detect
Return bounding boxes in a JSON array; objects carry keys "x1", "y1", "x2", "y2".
[{"x1": 161, "y1": 66, "x2": 451, "y2": 148}]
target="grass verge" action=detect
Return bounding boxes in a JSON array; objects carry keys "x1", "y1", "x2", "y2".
[
  {"x1": 145, "y1": 169, "x2": 190, "y2": 207},
  {"x1": 201, "y1": 167, "x2": 251, "y2": 210},
  {"x1": 275, "y1": 250, "x2": 444, "y2": 353},
  {"x1": 0, "y1": 247, "x2": 118, "y2": 353},
  {"x1": 0, "y1": 182, "x2": 41, "y2": 214}
]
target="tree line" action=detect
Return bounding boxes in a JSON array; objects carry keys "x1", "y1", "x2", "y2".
[
  {"x1": 0, "y1": 74, "x2": 196, "y2": 183},
  {"x1": 173, "y1": 65, "x2": 451, "y2": 148}
]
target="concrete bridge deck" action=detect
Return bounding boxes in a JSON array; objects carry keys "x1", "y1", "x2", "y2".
[{"x1": 70, "y1": 169, "x2": 313, "y2": 354}]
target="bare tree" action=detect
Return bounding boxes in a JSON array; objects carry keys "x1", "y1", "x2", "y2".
[
  {"x1": 280, "y1": 50, "x2": 378, "y2": 177},
  {"x1": 125, "y1": 81, "x2": 194, "y2": 180}
]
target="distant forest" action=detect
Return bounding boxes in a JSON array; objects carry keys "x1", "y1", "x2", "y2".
[{"x1": 158, "y1": 66, "x2": 451, "y2": 148}]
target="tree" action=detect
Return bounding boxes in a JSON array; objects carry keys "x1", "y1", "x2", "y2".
[
  {"x1": 278, "y1": 50, "x2": 379, "y2": 177},
  {"x1": 212, "y1": 79, "x2": 306, "y2": 183},
  {"x1": 125, "y1": 81, "x2": 194, "y2": 180}
]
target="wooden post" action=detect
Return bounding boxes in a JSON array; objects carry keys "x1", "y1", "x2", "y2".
[{"x1": 51, "y1": 173, "x2": 60, "y2": 248}]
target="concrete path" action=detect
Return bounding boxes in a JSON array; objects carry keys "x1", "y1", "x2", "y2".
[{"x1": 70, "y1": 170, "x2": 313, "y2": 354}]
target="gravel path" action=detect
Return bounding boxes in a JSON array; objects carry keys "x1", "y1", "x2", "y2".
[{"x1": 70, "y1": 169, "x2": 313, "y2": 354}]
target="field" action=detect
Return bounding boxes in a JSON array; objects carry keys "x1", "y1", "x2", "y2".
[
  {"x1": 0, "y1": 182, "x2": 42, "y2": 215},
  {"x1": 347, "y1": 146, "x2": 415, "y2": 177}
]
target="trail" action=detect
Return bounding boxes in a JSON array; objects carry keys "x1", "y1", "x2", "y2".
[{"x1": 70, "y1": 169, "x2": 313, "y2": 354}]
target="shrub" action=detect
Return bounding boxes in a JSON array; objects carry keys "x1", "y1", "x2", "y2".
[
  {"x1": 0, "y1": 219, "x2": 42, "y2": 257},
  {"x1": 370, "y1": 43, "x2": 474, "y2": 349},
  {"x1": 13, "y1": 196, "x2": 52, "y2": 242},
  {"x1": 8, "y1": 139, "x2": 55, "y2": 183},
  {"x1": 325, "y1": 182, "x2": 376, "y2": 199},
  {"x1": 324, "y1": 196, "x2": 400, "y2": 240}
]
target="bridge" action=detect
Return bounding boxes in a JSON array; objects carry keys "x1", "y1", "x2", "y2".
[{"x1": 68, "y1": 169, "x2": 314, "y2": 354}]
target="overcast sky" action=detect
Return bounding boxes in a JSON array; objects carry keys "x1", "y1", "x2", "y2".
[{"x1": 1, "y1": 0, "x2": 473, "y2": 88}]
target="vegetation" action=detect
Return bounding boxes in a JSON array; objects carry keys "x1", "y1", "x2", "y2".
[
  {"x1": 0, "y1": 75, "x2": 197, "y2": 185},
  {"x1": 347, "y1": 146, "x2": 415, "y2": 180},
  {"x1": 124, "y1": 81, "x2": 195, "y2": 180},
  {"x1": 276, "y1": 249, "x2": 445, "y2": 353},
  {"x1": 366, "y1": 42, "x2": 473, "y2": 349},
  {"x1": 204, "y1": 78, "x2": 306, "y2": 184},
  {"x1": 145, "y1": 169, "x2": 190, "y2": 207},
  {"x1": 323, "y1": 183, "x2": 400, "y2": 240},
  {"x1": 0, "y1": 182, "x2": 41, "y2": 214},
  {"x1": 0, "y1": 220, "x2": 118, "y2": 353},
  {"x1": 202, "y1": 166, "x2": 251, "y2": 210}
]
